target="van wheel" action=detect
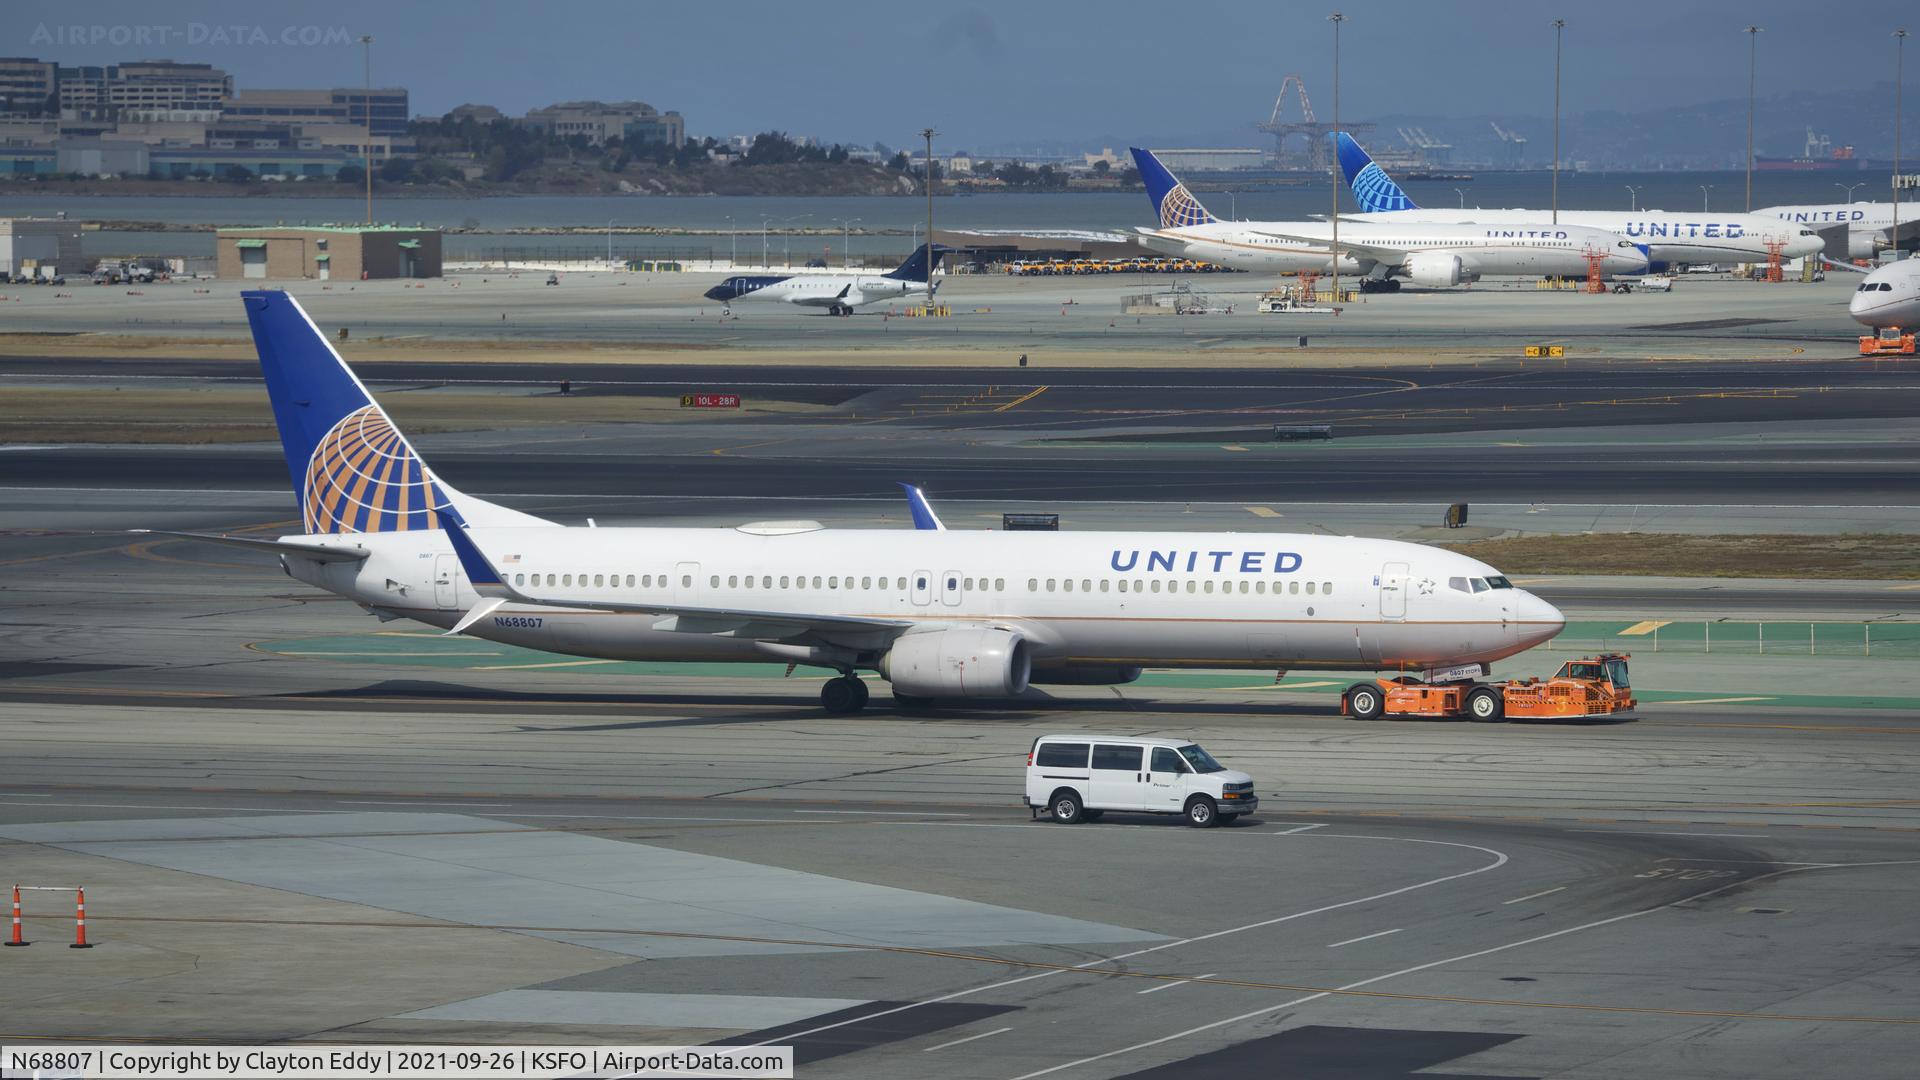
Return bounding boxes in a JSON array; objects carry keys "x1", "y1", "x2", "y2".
[
  {"x1": 1466, "y1": 686, "x2": 1506, "y2": 722},
  {"x1": 1050, "y1": 791, "x2": 1084, "y2": 824},
  {"x1": 1347, "y1": 683, "x2": 1386, "y2": 721},
  {"x1": 1185, "y1": 796, "x2": 1218, "y2": 828}
]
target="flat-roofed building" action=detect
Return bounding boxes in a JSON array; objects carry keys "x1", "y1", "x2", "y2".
[
  {"x1": 217, "y1": 226, "x2": 440, "y2": 280},
  {"x1": 58, "y1": 60, "x2": 232, "y2": 118},
  {"x1": 0, "y1": 216, "x2": 86, "y2": 279},
  {"x1": 0, "y1": 57, "x2": 57, "y2": 115},
  {"x1": 223, "y1": 87, "x2": 410, "y2": 140},
  {"x1": 521, "y1": 100, "x2": 683, "y2": 147}
]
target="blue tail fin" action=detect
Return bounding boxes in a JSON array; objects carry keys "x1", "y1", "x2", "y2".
[
  {"x1": 1129, "y1": 148, "x2": 1216, "y2": 228},
  {"x1": 242, "y1": 290, "x2": 548, "y2": 535},
  {"x1": 884, "y1": 243, "x2": 949, "y2": 282},
  {"x1": 1334, "y1": 132, "x2": 1419, "y2": 213}
]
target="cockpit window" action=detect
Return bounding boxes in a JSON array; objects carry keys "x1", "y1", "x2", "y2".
[
  {"x1": 1470, "y1": 577, "x2": 1490, "y2": 593},
  {"x1": 1800, "y1": 230, "x2": 1816, "y2": 237},
  {"x1": 1449, "y1": 576, "x2": 1470, "y2": 593},
  {"x1": 1485, "y1": 576, "x2": 1513, "y2": 589}
]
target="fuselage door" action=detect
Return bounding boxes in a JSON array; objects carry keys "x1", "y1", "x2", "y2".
[
  {"x1": 941, "y1": 570, "x2": 963, "y2": 607},
  {"x1": 1379, "y1": 561, "x2": 1409, "y2": 621},
  {"x1": 433, "y1": 554, "x2": 456, "y2": 609},
  {"x1": 911, "y1": 570, "x2": 932, "y2": 607}
]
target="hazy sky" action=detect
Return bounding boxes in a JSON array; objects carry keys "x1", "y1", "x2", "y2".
[{"x1": 6, "y1": 1, "x2": 1914, "y2": 150}]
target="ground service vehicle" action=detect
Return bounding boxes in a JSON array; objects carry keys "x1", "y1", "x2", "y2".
[
  {"x1": 1026, "y1": 734, "x2": 1259, "y2": 827},
  {"x1": 1342, "y1": 653, "x2": 1636, "y2": 722}
]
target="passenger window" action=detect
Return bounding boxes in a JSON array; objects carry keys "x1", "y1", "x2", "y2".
[
  {"x1": 1092, "y1": 744, "x2": 1143, "y2": 771},
  {"x1": 1186, "y1": 581, "x2": 1196, "y2": 594},
  {"x1": 1151, "y1": 580, "x2": 1162, "y2": 593},
  {"x1": 995, "y1": 578, "x2": 1005, "y2": 591},
  {"x1": 1290, "y1": 581, "x2": 1300, "y2": 595},
  {"x1": 1256, "y1": 581, "x2": 1266, "y2": 594},
  {"x1": 1151, "y1": 747, "x2": 1186, "y2": 774},
  {"x1": 1047, "y1": 579, "x2": 1056, "y2": 592},
  {"x1": 1323, "y1": 581, "x2": 1333, "y2": 594},
  {"x1": 727, "y1": 575, "x2": 737, "y2": 588},
  {"x1": 763, "y1": 575, "x2": 772, "y2": 588},
  {"x1": 864, "y1": 576, "x2": 873, "y2": 589},
  {"x1": 710, "y1": 575, "x2": 719, "y2": 588},
  {"x1": 1100, "y1": 580, "x2": 1110, "y2": 592},
  {"x1": 1307, "y1": 582, "x2": 1316, "y2": 595},
  {"x1": 1063, "y1": 579, "x2": 1073, "y2": 592},
  {"x1": 1036, "y1": 742, "x2": 1089, "y2": 768},
  {"x1": 625, "y1": 574, "x2": 635, "y2": 587},
  {"x1": 780, "y1": 575, "x2": 790, "y2": 588},
  {"x1": 563, "y1": 574, "x2": 572, "y2": 586},
  {"x1": 813, "y1": 576, "x2": 823, "y2": 589},
  {"x1": 547, "y1": 574, "x2": 557, "y2": 586},
  {"x1": 594, "y1": 574, "x2": 604, "y2": 587},
  {"x1": 1238, "y1": 581, "x2": 1249, "y2": 594},
  {"x1": 1204, "y1": 581, "x2": 1214, "y2": 594},
  {"x1": 513, "y1": 573, "x2": 524, "y2": 585},
  {"x1": 829, "y1": 576, "x2": 839, "y2": 589},
  {"x1": 1028, "y1": 578, "x2": 1038, "y2": 591},
  {"x1": 948, "y1": 576, "x2": 958, "y2": 591},
  {"x1": 1118, "y1": 579, "x2": 1129, "y2": 593}
]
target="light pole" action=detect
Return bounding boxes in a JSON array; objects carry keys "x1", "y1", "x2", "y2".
[
  {"x1": 1552, "y1": 18, "x2": 1565, "y2": 225},
  {"x1": 1228, "y1": 190, "x2": 1237, "y2": 220},
  {"x1": 1896, "y1": 29, "x2": 1908, "y2": 261},
  {"x1": 921, "y1": 127, "x2": 938, "y2": 302},
  {"x1": 606, "y1": 217, "x2": 616, "y2": 270},
  {"x1": 1626, "y1": 184, "x2": 1640, "y2": 210},
  {"x1": 780, "y1": 214, "x2": 810, "y2": 268},
  {"x1": 1454, "y1": 187, "x2": 1465, "y2": 208},
  {"x1": 1745, "y1": 25, "x2": 1761, "y2": 212},
  {"x1": 359, "y1": 35, "x2": 374, "y2": 225},
  {"x1": 760, "y1": 217, "x2": 769, "y2": 270},
  {"x1": 836, "y1": 217, "x2": 861, "y2": 269},
  {"x1": 1329, "y1": 11, "x2": 1345, "y2": 304},
  {"x1": 1699, "y1": 184, "x2": 1714, "y2": 212},
  {"x1": 723, "y1": 214, "x2": 735, "y2": 267},
  {"x1": 1837, "y1": 182, "x2": 1864, "y2": 203}
]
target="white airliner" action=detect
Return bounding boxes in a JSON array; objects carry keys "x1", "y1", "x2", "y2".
[
  {"x1": 1129, "y1": 148, "x2": 1648, "y2": 289},
  {"x1": 1335, "y1": 134, "x2": 1825, "y2": 269},
  {"x1": 1849, "y1": 258, "x2": 1920, "y2": 329},
  {"x1": 1754, "y1": 201, "x2": 1920, "y2": 261},
  {"x1": 155, "y1": 291, "x2": 1564, "y2": 714},
  {"x1": 702, "y1": 244, "x2": 945, "y2": 316}
]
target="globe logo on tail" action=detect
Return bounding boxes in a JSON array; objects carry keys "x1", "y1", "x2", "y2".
[
  {"x1": 1350, "y1": 163, "x2": 1417, "y2": 213},
  {"x1": 302, "y1": 405, "x2": 452, "y2": 533},
  {"x1": 1159, "y1": 184, "x2": 1215, "y2": 229}
]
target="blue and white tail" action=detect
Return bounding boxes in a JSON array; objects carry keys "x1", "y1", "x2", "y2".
[
  {"x1": 1129, "y1": 148, "x2": 1217, "y2": 229},
  {"x1": 241, "y1": 290, "x2": 550, "y2": 536},
  {"x1": 1335, "y1": 132, "x2": 1420, "y2": 213},
  {"x1": 883, "y1": 243, "x2": 949, "y2": 282}
]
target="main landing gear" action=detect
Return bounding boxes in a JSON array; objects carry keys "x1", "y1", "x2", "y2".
[
  {"x1": 1358, "y1": 278, "x2": 1401, "y2": 294},
  {"x1": 828, "y1": 303, "x2": 854, "y2": 317},
  {"x1": 820, "y1": 674, "x2": 869, "y2": 714}
]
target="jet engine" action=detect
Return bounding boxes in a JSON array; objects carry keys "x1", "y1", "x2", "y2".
[
  {"x1": 1029, "y1": 663, "x2": 1143, "y2": 686},
  {"x1": 878, "y1": 627, "x2": 1031, "y2": 698},
  {"x1": 1404, "y1": 252, "x2": 1473, "y2": 288}
]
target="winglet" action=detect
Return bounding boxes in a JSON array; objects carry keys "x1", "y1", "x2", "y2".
[{"x1": 899, "y1": 483, "x2": 946, "y2": 530}]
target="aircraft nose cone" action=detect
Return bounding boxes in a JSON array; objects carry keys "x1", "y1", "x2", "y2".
[
  {"x1": 1517, "y1": 590, "x2": 1564, "y2": 644},
  {"x1": 703, "y1": 285, "x2": 729, "y2": 301}
]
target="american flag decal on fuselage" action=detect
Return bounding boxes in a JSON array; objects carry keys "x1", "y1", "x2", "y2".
[{"x1": 301, "y1": 405, "x2": 454, "y2": 533}]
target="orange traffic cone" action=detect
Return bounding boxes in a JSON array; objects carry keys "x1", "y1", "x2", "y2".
[
  {"x1": 70, "y1": 886, "x2": 91, "y2": 949},
  {"x1": 5, "y1": 885, "x2": 24, "y2": 946}
]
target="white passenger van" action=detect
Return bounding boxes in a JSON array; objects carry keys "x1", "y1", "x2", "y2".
[{"x1": 1025, "y1": 734, "x2": 1258, "y2": 827}]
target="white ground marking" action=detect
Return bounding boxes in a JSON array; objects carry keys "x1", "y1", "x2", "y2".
[
  {"x1": 343, "y1": 801, "x2": 513, "y2": 808},
  {"x1": 1327, "y1": 929, "x2": 1403, "y2": 948},
  {"x1": 1138, "y1": 975, "x2": 1218, "y2": 995},
  {"x1": 923, "y1": 1027, "x2": 1015, "y2": 1052},
  {"x1": 702, "y1": 833, "x2": 1510, "y2": 1064},
  {"x1": 792, "y1": 809, "x2": 969, "y2": 817},
  {"x1": 1270, "y1": 824, "x2": 1328, "y2": 834},
  {"x1": 1004, "y1": 860, "x2": 1920, "y2": 1080},
  {"x1": 1502, "y1": 886, "x2": 1568, "y2": 905}
]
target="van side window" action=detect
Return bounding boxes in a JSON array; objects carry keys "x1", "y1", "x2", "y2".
[
  {"x1": 1092, "y1": 744, "x2": 1143, "y2": 771},
  {"x1": 1151, "y1": 747, "x2": 1187, "y2": 773},
  {"x1": 1035, "y1": 742, "x2": 1089, "y2": 768}
]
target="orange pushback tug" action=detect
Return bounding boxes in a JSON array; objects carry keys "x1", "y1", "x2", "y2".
[{"x1": 1341, "y1": 653, "x2": 1636, "y2": 722}]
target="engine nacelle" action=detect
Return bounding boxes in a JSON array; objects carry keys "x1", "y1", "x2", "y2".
[
  {"x1": 1029, "y1": 663, "x2": 1143, "y2": 686},
  {"x1": 1404, "y1": 251, "x2": 1471, "y2": 288},
  {"x1": 879, "y1": 627, "x2": 1031, "y2": 698}
]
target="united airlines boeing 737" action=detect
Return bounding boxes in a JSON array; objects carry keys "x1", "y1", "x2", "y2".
[
  {"x1": 703, "y1": 244, "x2": 946, "y2": 316},
  {"x1": 1129, "y1": 148, "x2": 1647, "y2": 288},
  {"x1": 1335, "y1": 133, "x2": 1824, "y2": 268},
  {"x1": 157, "y1": 292, "x2": 1564, "y2": 714}
]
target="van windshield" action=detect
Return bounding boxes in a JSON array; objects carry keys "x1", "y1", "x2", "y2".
[{"x1": 1178, "y1": 743, "x2": 1225, "y2": 773}]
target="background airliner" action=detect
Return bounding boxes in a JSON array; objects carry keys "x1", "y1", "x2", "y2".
[
  {"x1": 1754, "y1": 201, "x2": 1920, "y2": 261},
  {"x1": 703, "y1": 243, "x2": 946, "y2": 315},
  {"x1": 158, "y1": 291, "x2": 1565, "y2": 714},
  {"x1": 1129, "y1": 147, "x2": 1646, "y2": 288},
  {"x1": 1335, "y1": 133, "x2": 1824, "y2": 269}
]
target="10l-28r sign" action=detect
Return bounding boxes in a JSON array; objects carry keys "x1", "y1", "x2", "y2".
[{"x1": 680, "y1": 393, "x2": 741, "y2": 409}]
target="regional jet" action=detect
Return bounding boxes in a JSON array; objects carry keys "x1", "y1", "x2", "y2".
[
  {"x1": 155, "y1": 292, "x2": 1564, "y2": 714},
  {"x1": 1130, "y1": 148, "x2": 1647, "y2": 289},
  {"x1": 1334, "y1": 133, "x2": 1824, "y2": 269},
  {"x1": 703, "y1": 244, "x2": 947, "y2": 316}
]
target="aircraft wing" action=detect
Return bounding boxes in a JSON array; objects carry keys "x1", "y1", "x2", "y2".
[
  {"x1": 131, "y1": 529, "x2": 371, "y2": 563},
  {"x1": 440, "y1": 520, "x2": 911, "y2": 645},
  {"x1": 789, "y1": 282, "x2": 854, "y2": 308},
  {"x1": 1820, "y1": 255, "x2": 1870, "y2": 274},
  {"x1": 1248, "y1": 229, "x2": 1404, "y2": 263}
]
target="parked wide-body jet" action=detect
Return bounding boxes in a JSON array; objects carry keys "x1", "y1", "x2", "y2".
[
  {"x1": 1334, "y1": 133, "x2": 1823, "y2": 268},
  {"x1": 1129, "y1": 147, "x2": 1647, "y2": 288},
  {"x1": 160, "y1": 292, "x2": 1564, "y2": 713}
]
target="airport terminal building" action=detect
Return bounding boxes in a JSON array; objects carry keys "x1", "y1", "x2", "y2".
[{"x1": 215, "y1": 226, "x2": 442, "y2": 280}]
